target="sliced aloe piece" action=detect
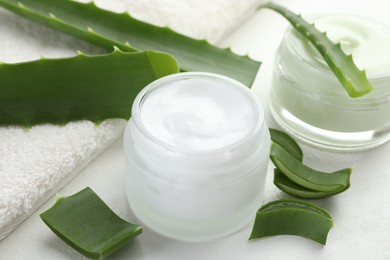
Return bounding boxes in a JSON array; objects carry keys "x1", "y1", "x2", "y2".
[
  {"x1": 249, "y1": 199, "x2": 333, "y2": 245},
  {"x1": 274, "y1": 169, "x2": 347, "y2": 199},
  {"x1": 0, "y1": 49, "x2": 179, "y2": 126},
  {"x1": 270, "y1": 142, "x2": 351, "y2": 193},
  {"x1": 269, "y1": 128, "x2": 303, "y2": 161},
  {"x1": 0, "y1": 0, "x2": 260, "y2": 87},
  {"x1": 259, "y1": 2, "x2": 373, "y2": 97},
  {"x1": 40, "y1": 187, "x2": 142, "y2": 259},
  {"x1": 270, "y1": 129, "x2": 351, "y2": 198}
]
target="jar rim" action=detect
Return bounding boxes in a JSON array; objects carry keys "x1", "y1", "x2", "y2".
[{"x1": 130, "y1": 72, "x2": 266, "y2": 155}]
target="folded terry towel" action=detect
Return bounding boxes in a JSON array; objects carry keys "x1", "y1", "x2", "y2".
[{"x1": 0, "y1": 0, "x2": 261, "y2": 240}]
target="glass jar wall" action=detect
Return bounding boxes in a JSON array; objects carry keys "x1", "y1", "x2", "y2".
[
  {"x1": 124, "y1": 72, "x2": 270, "y2": 241},
  {"x1": 270, "y1": 15, "x2": 390, "y2": 151}
]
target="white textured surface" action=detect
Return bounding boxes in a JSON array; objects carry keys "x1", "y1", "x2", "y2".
[
  {"x1": 0, "y1": 0, "x2": 390, "y2": 259},
  {"x1": 95, "y1": 0, "x2": 261, "y2": 43},
  {"x1": 0, "y1": 120, "x2": 126, "y2": 240},
  {"x1": 0, "y1": 0, "x2": 260, "y2": 240}
]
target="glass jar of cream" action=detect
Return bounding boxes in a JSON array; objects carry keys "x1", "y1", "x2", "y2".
[
  {"x1": 270, "y1": 14, "x2": 390, "y2": 151},
  {"x1": 124, "y1": 72, "x2": 270, "y2": 242}
]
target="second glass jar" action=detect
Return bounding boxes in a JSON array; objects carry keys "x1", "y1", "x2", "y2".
[{"x1": 270, "y1": 14, "x2": 390, "y2": 151}]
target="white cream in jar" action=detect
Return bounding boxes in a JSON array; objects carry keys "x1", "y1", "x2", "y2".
[
  {"x1": 270, "y1": 14, "x2": 390, "y2": 151},
  {"x1": 124, "y1": 72, "x2": 270, "y2": 241}
]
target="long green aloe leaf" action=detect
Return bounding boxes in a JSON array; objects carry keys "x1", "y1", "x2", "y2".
[
  {"x1": 0, "y1": 49, "x2": 179, "y2": 126},
  {"x1": 41, "y1": 187, "x2": 142, "y2": 259},
  {"x1": 259, "y1": 2, "x2": 373, "y2": 97},
  {"x1": 0, "y1": 0, "x2": 260, "y2": 87}
]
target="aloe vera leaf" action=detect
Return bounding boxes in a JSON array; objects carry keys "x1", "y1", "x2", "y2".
[
  {"x1": 270, "y1": 142, "x2": 351, "y2": 192},
  {"x1": 40, "y1": 187, "x2": 142, "y2": 259},
  {"x1": 0, "y1": 49, "x2": 179, "y2": 126},
  {"x1": 269, "y1": 128, "x2": 303, "y2": 161},
  {"x1": 0, "y1": 0, "x2": 260, "y2": 87},
  {"x1": 274, "y1": 169, "x2": 348, "y2": 199},
  {"x1": 269, "y1": 129, "x2": 351, "y2": 198},
  {"x1": 259, "y1": 2, "x2": 373, "y2": 97},
  {"x1": 249, "y1": 199, "x2": 333, "y2": 245}
]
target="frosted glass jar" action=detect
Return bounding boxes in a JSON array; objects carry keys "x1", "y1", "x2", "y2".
[
  {"x1": 270, "y1": 14, "x2": 390, "y2": 151},
  {"x1": 124, "y1": 72, "x2": 270, "y2": 242}
]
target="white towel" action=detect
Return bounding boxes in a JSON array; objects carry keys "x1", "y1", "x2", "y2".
[{"x1": 0, "y1": 0, "x2": 261, "y2": 240}]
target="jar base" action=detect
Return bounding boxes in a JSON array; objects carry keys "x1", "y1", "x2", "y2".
[
  {"x1": 270, "y1": 101, "x2": 390, "y2": 152},
  {"x1": 126, "y1": 189, "x2": 261, "y2": 242}
]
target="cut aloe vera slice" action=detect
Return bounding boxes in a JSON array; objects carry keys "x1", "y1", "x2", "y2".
[
  {"x1": 250, "y1": 198, "x2": 333, "y2": 245},
  {"x1": 269, "y1": 128, "x2": 303, "y2": 161},
  {"x1": 273, "y1": 169, "x2": 348, "y2": 199},
  {"x1": 40, "y1": 187, "x2": 142, "y2": 259},
  {"x1": 270, "y1": 142, "x2": 351, "y2": 193}
]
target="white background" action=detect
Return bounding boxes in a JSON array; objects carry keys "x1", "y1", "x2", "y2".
[{"x1": 1, "y1": 0, "x2": 390, "y2": 259}]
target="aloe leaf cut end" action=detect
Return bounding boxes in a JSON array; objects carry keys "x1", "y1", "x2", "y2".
[
  {"x1": 145, "y1": 49, "x2": 180, "y2": 79},
  {"x1": 258, "y1": 2, "x2": 374, "y2": 97}
]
